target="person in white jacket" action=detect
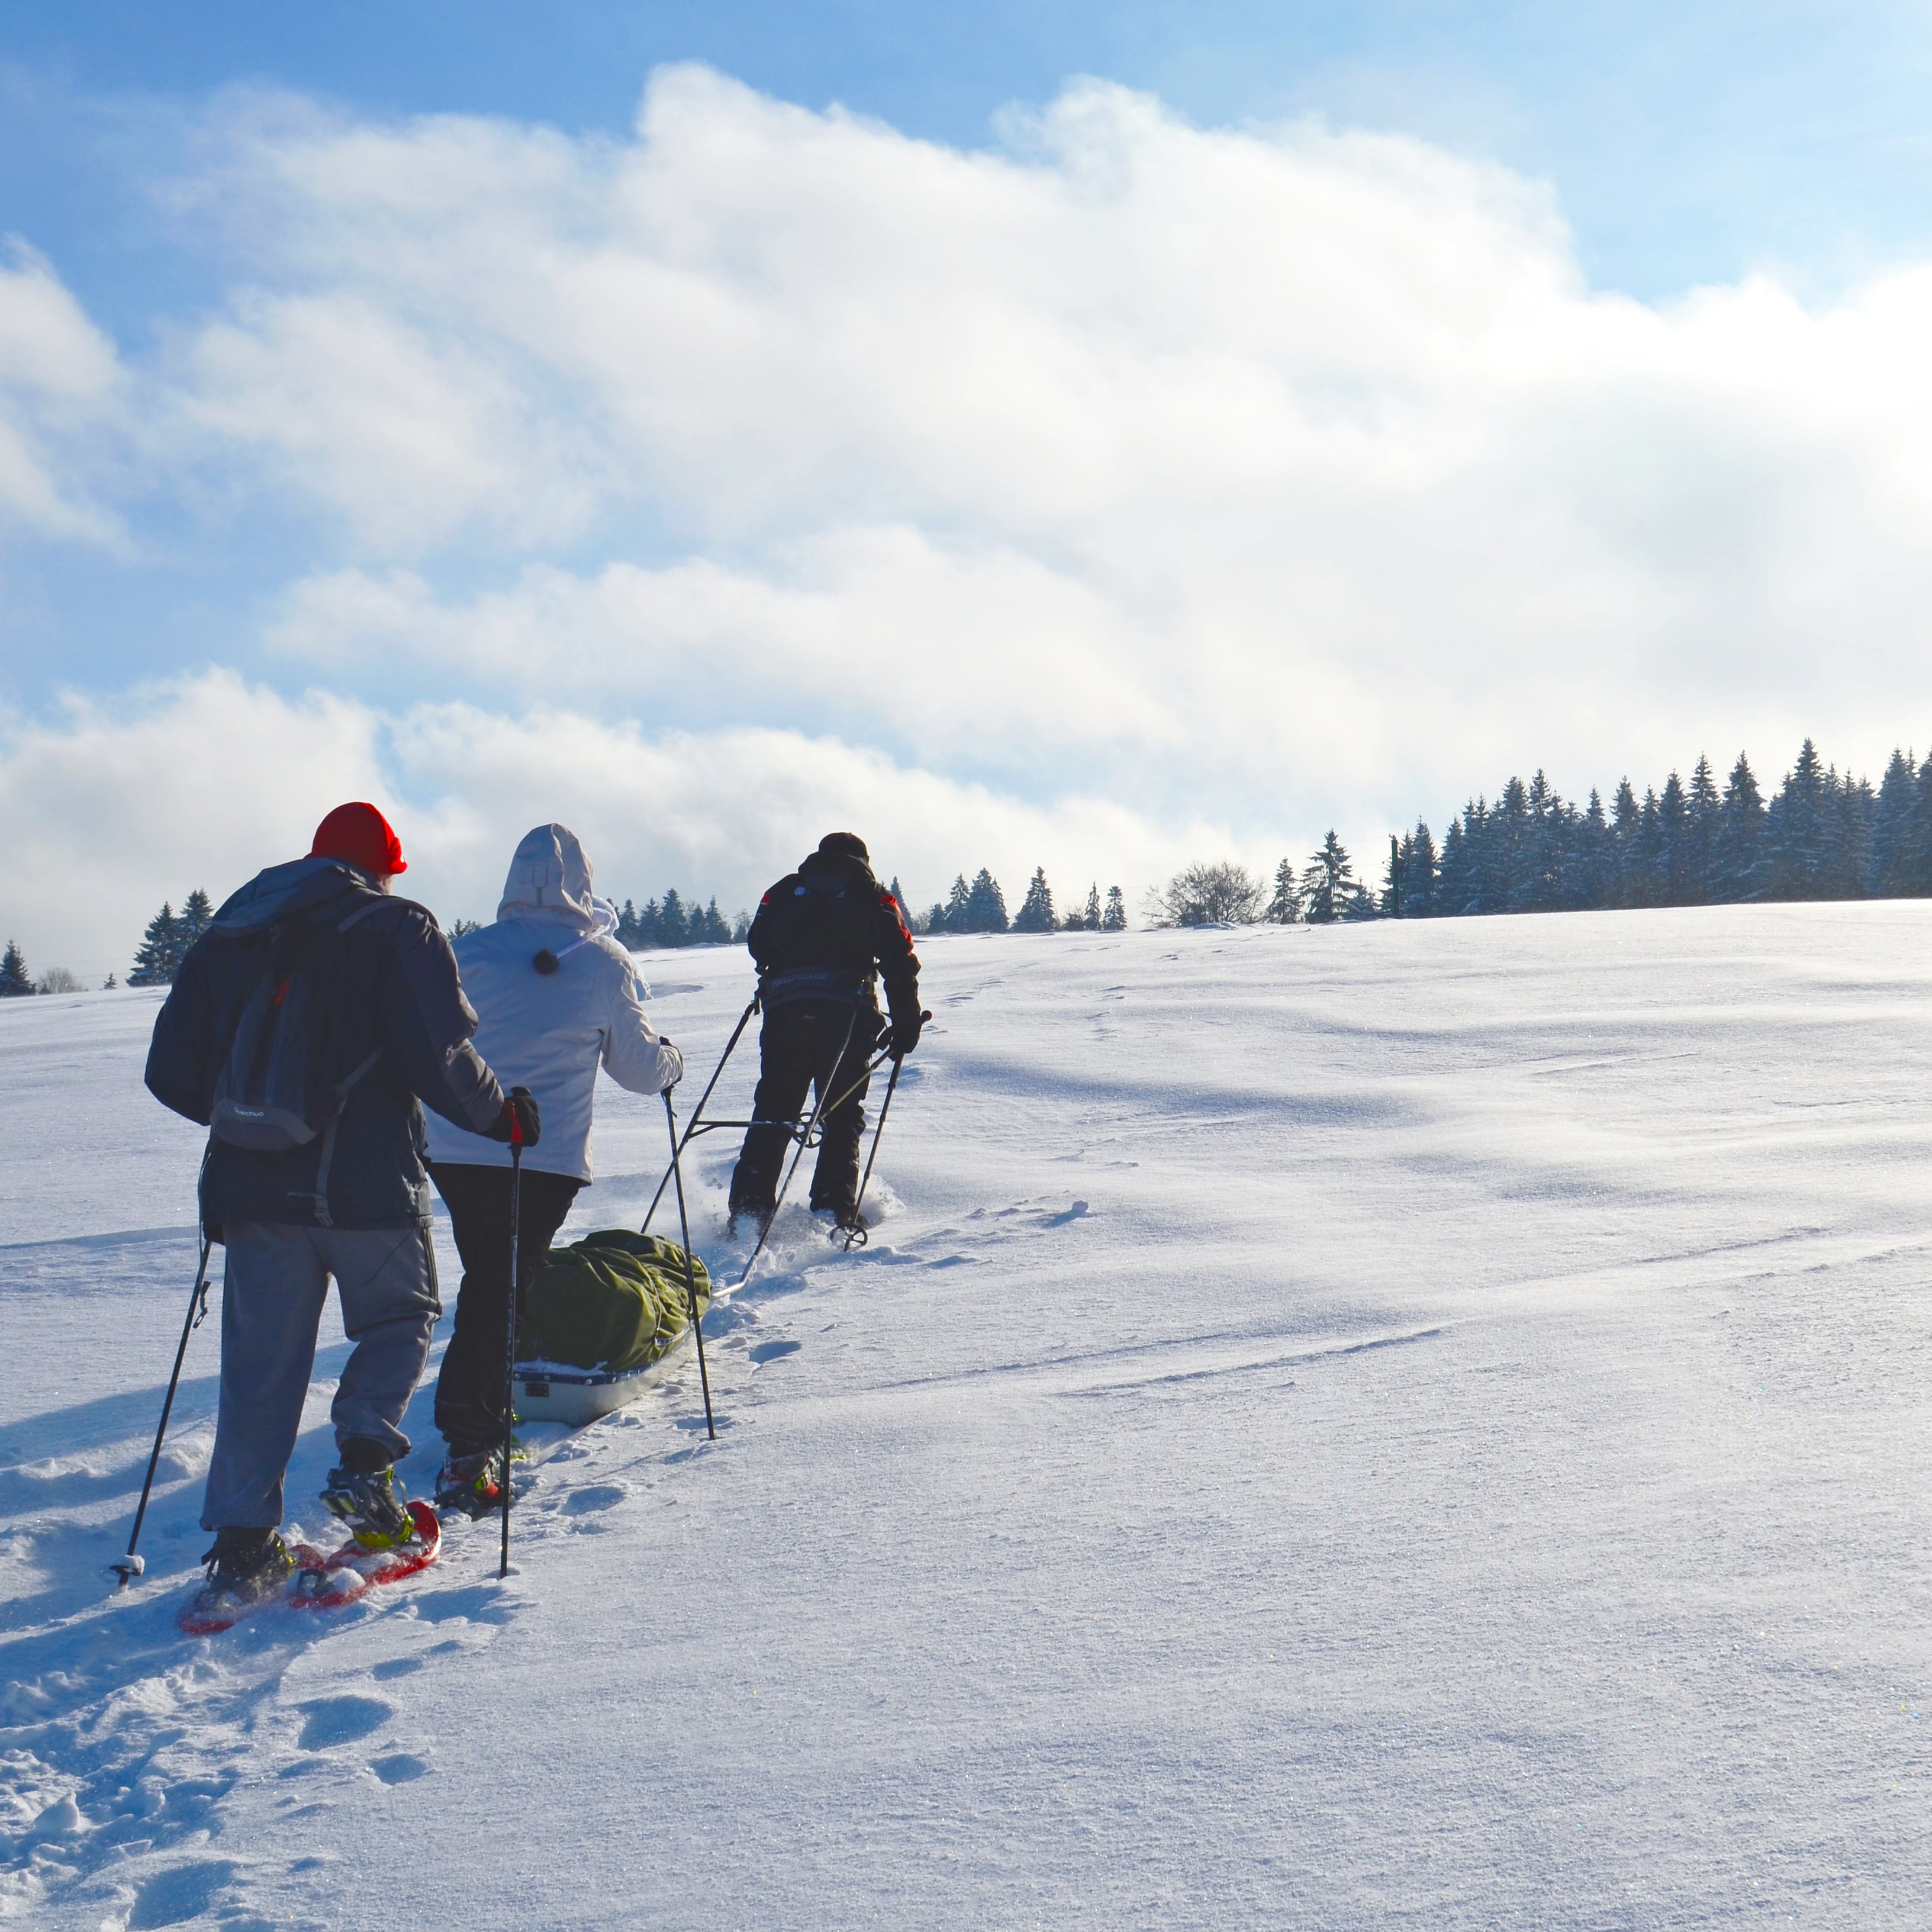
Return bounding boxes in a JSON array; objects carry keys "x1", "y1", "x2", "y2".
[{"x1": 424, "y1": 823, "x2": 683, "y2": 1511}]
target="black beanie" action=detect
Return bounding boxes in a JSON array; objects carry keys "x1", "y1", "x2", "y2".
[{"x1": 817, "y1": 831, "x2": 869, "y2": 863}]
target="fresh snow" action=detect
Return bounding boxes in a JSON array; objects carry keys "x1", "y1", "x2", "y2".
[{"x1": 3, "y1": 904, "x2": 1931, "y2": 1928}]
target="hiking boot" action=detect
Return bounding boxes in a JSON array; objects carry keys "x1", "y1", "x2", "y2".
[
  {"x1": 434, "y1": 1445, "x2": 508, "y2": 1518},
  {"x1": 191, "y1": 1527, "x2": 296, "y2": 1615},
  {"x1": 726, "y1": 1205, "x2": 772, "y2": 1242},
  {"x1": 319, "y1": 1462, "x2": 417, "y2": 1550},
  {"x1": 814, "y1": 1204, "x2": 870, "y2": 1244}
]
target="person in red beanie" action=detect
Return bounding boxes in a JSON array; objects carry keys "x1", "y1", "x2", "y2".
[
  {"x1": 144, "y1": 803, "x2": 541, "y2": 1623},
  {"x1": 310, "y1": 801, "x2": 408, "y2": 880}
]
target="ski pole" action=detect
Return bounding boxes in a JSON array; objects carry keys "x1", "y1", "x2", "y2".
[
  {"x1": 641, "y1": 996, "x2": 757, "y2": 1234},
  {"x1": 664, "y1": 1090, "x2": 717, "y2": 1440},
  {"x1": 839, "y1": 1048, "x2": 907, "y2": 1251},
  {"x1": 500, "y1": 1121, "x2": 525, "y2": 1581},
  {"x1": 738, "y1": 1007, "x2": 861, "y2": 1287},
  {"x1": 112, "y1": 1235, "x2": 215, "y2": 1589}
]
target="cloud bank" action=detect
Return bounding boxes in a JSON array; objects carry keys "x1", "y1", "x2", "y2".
[{"x1": 7, "y1": 66, "x2": 1932, "y2": 968}]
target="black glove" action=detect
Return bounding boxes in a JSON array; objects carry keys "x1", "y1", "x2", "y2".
[
  {"x1": 486, "y1": 1085, "x2": 542, "y2": 1147},
  {"x1": 890, "y1": 1009, "x2": 926, "y2": 1058}
]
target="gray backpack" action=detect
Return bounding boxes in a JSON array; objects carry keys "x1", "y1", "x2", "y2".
[{"x1": 209, "y1": 901, "x2": 385, "y2": 1216}]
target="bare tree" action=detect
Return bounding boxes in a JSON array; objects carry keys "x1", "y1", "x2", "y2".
[
  {"x1": 1145, "y1": 861, "x2": 1266, "y2": 928},
  {"x1": 36, "y1": 966, "x2": 85, "y2": 993}
]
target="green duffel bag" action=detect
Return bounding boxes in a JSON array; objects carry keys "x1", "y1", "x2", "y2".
[{"x1": 517, "y1": 1229, "x2": 711, "y2": 1374}]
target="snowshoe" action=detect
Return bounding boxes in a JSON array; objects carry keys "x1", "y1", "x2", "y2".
[
  {"x1": 179, "y1": 1528, "x2": 311, "y2": 1635},
  {"x1": 319, "y1": 1462, "x2": 417, "y2": 1550},
  {"x1": 434, "y1": 1445, "x2": 508, "y2": 1518},
  {"x1": 292, "y1": 1501, "x2": 440, "y2": 1611}
]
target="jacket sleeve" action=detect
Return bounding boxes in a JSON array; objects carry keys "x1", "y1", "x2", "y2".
[
  {"x1": 375, "y1": 907, "x2": 506, "y2": 1132},
  {"x1": 599, "y1": 953, "x2": 684, "y2": 1095},
  {"x1": 144, "y1": 942, "x2": 219, "y2": 1125},
  {"x1": 745, "y1": 889, "x2": 777, "y2": 971},
  {"x1": 872, "y1": 891, "x2": 920, "y2": 1023}
]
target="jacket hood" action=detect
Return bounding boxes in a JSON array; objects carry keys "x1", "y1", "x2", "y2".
[
  {"x1": 798, "y1": 849, "x2": 875, "y2": 887},
  {"x1": 498, "y1": 823, "x2": 596, "y2": 928},
  {"x1": 211, "y1": 855, "x2": 366, "y2": 934}
]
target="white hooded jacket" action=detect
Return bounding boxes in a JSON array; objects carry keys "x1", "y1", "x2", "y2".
[{"x1": 424, "y1": 824, "x2": 683, "y2": 1183}]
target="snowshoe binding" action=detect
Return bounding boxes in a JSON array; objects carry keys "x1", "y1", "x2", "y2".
[
  {"x1": 319, "y1": 1460, "x2": 418, "y2": 1550},
  {"x1": 183, "y1": 1528, "x2": 298, "y2": 1631},
  {"x1": 434, "y1": 1445, "x2": 508, "y2": 1519}
]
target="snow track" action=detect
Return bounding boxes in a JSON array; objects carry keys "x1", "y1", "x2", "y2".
[{"x1": 4, "y1": 907, "x2": 1932, "y2": 1925}]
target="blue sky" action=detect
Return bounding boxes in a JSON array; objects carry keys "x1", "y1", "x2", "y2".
[{"x1": 5, "y1": 2, "x2": 1932, "y2": 969}]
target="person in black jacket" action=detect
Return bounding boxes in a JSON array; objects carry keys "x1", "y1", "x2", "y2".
[
  {"x1": 145, "y1": 801, "x2": 536, "y2": 1618},
  {"x1": 727, "y1": 831, "x2": 921, "y2": 1237}
]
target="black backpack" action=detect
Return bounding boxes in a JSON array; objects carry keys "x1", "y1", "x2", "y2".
[{"x1": 208, "y1": 900, "x2": 385, "y2": 1206}]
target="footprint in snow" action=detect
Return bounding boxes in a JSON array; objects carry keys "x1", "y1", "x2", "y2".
[
  {"x1": 371, "y1": 1753, "x2": 430, "y2": 1785},
  {"x1": 562, "y1": 1484, "x2": 628, "y2": 1515},
  {"x1": 126, "y1": 1858, "x2": 235, "y2": 1929},
  {"x1": 748, "y1": 1339, "x2": 801, "y2": 1366},
  {"x1": 297, "y1": 1696, "x2": 393, "y2": 1751}
]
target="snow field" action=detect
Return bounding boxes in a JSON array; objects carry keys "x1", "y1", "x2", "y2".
[{"x1": 2, "y1": 904, "x2": 1931, "y2": 1927}]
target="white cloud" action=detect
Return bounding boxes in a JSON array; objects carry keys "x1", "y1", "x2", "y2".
[
  {"x1": 153, "y1": 68, "x2": 1932, "y2": 830},
  {"x1": 0, "y1": 671, "x2": 1214, "y2": 976},
  {"x1": 0, "y1": 240, "x2": 121, "y2": 539},
  {"x1": 16, "y1": 65, "x2": 1932, "y2": 964}
]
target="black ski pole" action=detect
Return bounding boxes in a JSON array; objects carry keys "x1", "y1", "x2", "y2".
[
  {"x1": 112, "y1": 1235, "x2": 214, "y2": 1589},
  {"x1": 500, "y1": 1124, "x2": 525, "y2": 1580},
  {"x1": 642, "y1": 996, "x2": 757, "y2": 1234},
  {"x1": 840, "y1": 1045, "x2": 909, "y2": 1251},
  {"x1": 664, "y1": 1090, "x2": 717, "y2": 1440},
  {"x1": 738, "y1": 1007, "x2": 861, "y2": 1287}
]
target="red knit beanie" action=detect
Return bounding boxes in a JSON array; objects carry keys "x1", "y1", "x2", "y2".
[{"x1": 310, "y1": 801, "x2": 407, "y2": 877}]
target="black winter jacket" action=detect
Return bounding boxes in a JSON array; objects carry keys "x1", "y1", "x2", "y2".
[
  {"x1": 746, "y1": 852, "x2": 920, "y2": 1023},
  {"x1": 146, "y1": 856, "x2": 505, "y2": 1234}
]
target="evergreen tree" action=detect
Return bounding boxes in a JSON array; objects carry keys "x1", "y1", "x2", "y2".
[
  {"x1": 129, "y1": 903, "x2": 181, "y2": 986},
  {"x1": 733, "y1": 910, "x2": 753, "y2": 943},
  {"x1": 1266, "y1": 857, "x2": 1300, "y2": 924},
  {"x1": 449, "y1": 917, "x2": 483, "y2": 939},
  {"x1": 658, "y1": 889, "x2": 691, "y2": 948},
  {"x1": 923, "y1": 901, "x2": 949, "y2": 934},
  {"x1": 1078, "y1": 883, "x2": 1102, "y2": 931},
  {"x1": 1101, "y1": 886, "x2": 1127, "y2": 931},
  {"x1": 1300, "y1": 831, "x2": 1356, "y2": 924},
  {"x1": 962, "y1": 869, "x2": 1009, "y2": 933},
  {"x1": 1869, "y1": 749, "x2": 1918, "y2": 895},
  {"x1": 1657, "y1": 771, "x2": 1692, "y2": 904},
  {"x1": 888, "y1": 878, "x2": 913, "y2": 928},
  {"x1": 103, "y1": 971, "x2": 118, "y2": 990},
  {"x1": 1768, "y1": 739, "x2": 1831, "y2": 899},
  {"x1": 1012, "y1": 867, "x2": 1056, "y2": 932},
  {"x1": 697, "y1": 897, "x2": 730, "y2": 944},
  {"x1": 944, "y1": 875, "x2": 973, "y2": 933},
  {"x1": 0, "y1": 940, "x2": 31, "y2": 997},
  {"x1": 179, "y1": 888, "x2": 214, "y2": 953},
  {"x1": 1716, "y1": 754, "x2": 1769, "y2": 899},
  {"x1": 1609, "y1": 779, "x2": 1641, "y2": 906},
  {"x1": 1686, "y1": 755, "x2": 1720, "y2": 901}
]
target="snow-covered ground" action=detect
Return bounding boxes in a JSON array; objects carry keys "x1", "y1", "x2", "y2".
[{"x1": 4, "y1": 904, "x2": 1931, "y2": 1928}]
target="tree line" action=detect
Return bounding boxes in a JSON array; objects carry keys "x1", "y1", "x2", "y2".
[
  {"x1": 916, "y1": 870, "x2": 1128, "y2": 934},
  {"x1": 1383, "y1": 738, "x2": 1921, "y2": 917}
]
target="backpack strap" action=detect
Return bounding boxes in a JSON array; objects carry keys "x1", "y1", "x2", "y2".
[{"x1": 307, "y1": 1046, "x2": 384, "y2": 1228}]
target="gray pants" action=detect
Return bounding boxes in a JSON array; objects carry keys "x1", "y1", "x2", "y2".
[{"x1": 201, "y1": 1221, "x2": 442, "y2": 1531}]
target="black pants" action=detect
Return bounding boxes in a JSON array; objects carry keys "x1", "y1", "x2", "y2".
[
  {"x1": 729, "y1": 1000, "x2": 880, "y2": 1217},
  {"x1": 430, "y1": 1162, "x2": 581, "y2": 1453}
]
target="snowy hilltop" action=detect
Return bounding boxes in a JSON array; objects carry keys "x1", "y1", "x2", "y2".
[{"x1": 2, "y1": 909, "x2": 1930, "y2": 1927}]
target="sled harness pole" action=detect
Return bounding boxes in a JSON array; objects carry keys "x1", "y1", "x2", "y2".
[
  {"x1": 664, "y1": 1090, "x2": 717, "y2": 1440},
  {"x1": 112, "y1": 1235, "x2": 215, "y2": 1589},
  {"x1": 501, "y1": 1125, "x2": 524, "y2": 1580},
  {"x1": 738, "y1": 1006, "x2": 861, "y2": 1288},
  {"x1": 640, "y1": 995, "x2": 758, "y2": 1235}
]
